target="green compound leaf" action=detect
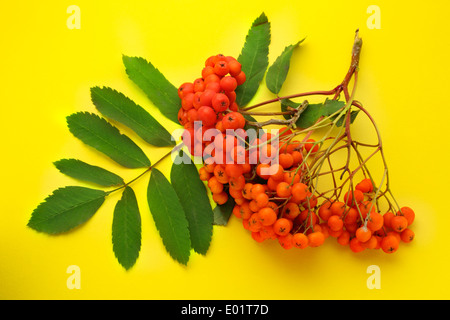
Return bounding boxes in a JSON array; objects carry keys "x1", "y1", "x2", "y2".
[
  {"x1": 170, "y1": 154, "x2": 213, "y2": 255},
  {"x1": 122, "y1": 55, "x2": 181, "y2": 124},
  {"x1": 67, "y1": 112, "x2": 151, "y2": 168},
  {"x1": 147, "y1": 168, "x2": 191, "y2": 265},
  {"x1": 27, "y1": 186, "x2": 106, "y2": 234},
  {"x1": 266, "y1": 39, "x2": 304, "y2": 94},
  {"x1": 235, "y1": 12, "x2": 271, "y2": 107},
  {"x1": 91, "y1": 86, "x2": 175, "y2": 147},
  {"x1": 112, "y1": 186, "x2": 142, "y2": 270},
  {"x1": 53, "y1": 158, "x2": 124, "y2": 187}
]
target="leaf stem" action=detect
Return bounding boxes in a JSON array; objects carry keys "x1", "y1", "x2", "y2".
[{"x1": 106, "y1": 143, "x2": 184, "y2": 195}]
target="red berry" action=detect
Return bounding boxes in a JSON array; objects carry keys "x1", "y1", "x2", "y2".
[
  {"x1": 211, "y1": 93, "x2": 230, "y2": 113},
  {"x1": 197, "y1": 106, "x2": 217, "y2": 127},
  {"x1": 178, "y1": 82, "x2": 194, "y2": 99},
  {"x1": 222, "y1": 112, "x2": 246, "y2": 130},
  {"x1": 220, "y1": 76, "x2": 238, "y2": 92},
  {"x1": 214, "y1": 60, "x2": 229, "y2": 76}
]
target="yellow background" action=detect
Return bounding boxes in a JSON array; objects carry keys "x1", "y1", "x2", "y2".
[{"x1": 1, "y1": 0, "x2": 449, "y2": 299}]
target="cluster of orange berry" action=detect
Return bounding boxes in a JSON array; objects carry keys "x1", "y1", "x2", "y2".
[
  {"x1": 177, "y1": 54, "x2": 415, "y2": 254},
  {"x1": 177, "y1": 53, "x2": 247, "y2": 156},
  {"x1": 314, "y1": 181, "x2": 415, "y2": 254}
]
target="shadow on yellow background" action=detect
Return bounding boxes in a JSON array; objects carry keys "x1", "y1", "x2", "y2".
[{"x1": 1, "y1": 0, "x2": 449, "y2": 299}]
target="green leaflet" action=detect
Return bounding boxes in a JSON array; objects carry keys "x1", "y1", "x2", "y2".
[
  {"x1": 170, "y1": 154, "x2": 213, "y2": 255},
  {"x1": 112, "y1": 186, "x2": 142, "y2": 270},
  {"x1": 213, "y1": 196, "x2": 236, "y2": 226},
  {"x1": 67, "y1": 112, "x2": 151, "y2": 168},
  {"x1": 333, "y1": 110, "x2": 360, "y2": 127},
  {"x1": 281, "y1": 98, "x2": 346, "y2": 129},
  {"x1": 235, "y1": 12, "x2": 271, "y2": 107},
  {"x1": 90, "y1": 86, "x2": 175, "y2": 147},
  {"x1": 266, "y1": 39, "x2": 304, "y2": 94},
  {"x1": 53, "y1": 158, "x2": 124, "y2": 187},
  {"x1": 27, "y1": 186, "x2": 106, "y2": 234},
  {"x1": 122, "y1": 56, "x2": 181, "y2": 124},
  {"x1": 147, "y1": 168, "x2": 191, "y2": 265}
]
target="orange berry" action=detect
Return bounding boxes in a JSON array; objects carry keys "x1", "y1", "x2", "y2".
[
  {"x1": 229, "y1": 174, "x2": 246, "y2": 191},
  {"x1": 254, "y1": 192, "x2": 269, "y2": 209},
  {"x1": 229, "y1": 187, "x2": 243, "y2": 199},
  {"x1": 362, "y1": 236, "x2": 378, "y2": 249},
  {"x1": 267, "y1": 177, "x2": 280, "y2": 191},
  {"x1": 381, "y1": 235, "x2": 399, "y2": 253},
  {"x1": 248, "y1": 213, "x2": 262, "y2": 232},
  {"x1": 366, "y1": 211, "x2": 384, "y2": 232},
  {"x1": 337, "y1": 230, "x2": 351, "y2": 246},
  {"x1": 344, "y1": 189, "x2": 364, "y2": 206},
  {"x1": 238, "y1": 201, "x2": 252, "y2": 220},
  {"x1": 251, "y1": 183, "x2": 265, "y2": 199},
  {"x1": 225, "y1": 163, "x2": 243, "y2": 178},
  {"x1": 400, "y1": 228, "x2": 415, "y2": 243},
  {"x1": 318, "y1": 200, "x2": 333, "y2": 221},
  {"x1": 260, "y1": 225, "x2": 277, "y2": 240},
  {"x1": 279, "y1": 152, "x2": 294, "y2": 169},
  {"x1": 391, "y1": 215, "x2": 408, "y2": 233},
  {"x1": 349, "y1": 237, "x2": 365, "y2": 253},
  {"x1": 257, "y1": 207, "x2": 277, "y2": 226},
  {"x1": 387, "y1": 231, "x2": 401, "y2": 243},
  {"x1": 233, "y1": 205, "x2": 242, "y2": 219},
  {"x1": 307, "y1": 232, "x2": 325, "y2": 247},
  {"x1": 383, "y1": 211, "x2": 395, "y2": 229},
  {"x1": 291, "y1": 151, "x2": 303, "y2": 166},
  {"x1": 242, "y1": 219, "x2": 250, "y2": 230},
  {"x1": 278, "y1": 234, "x2": 294, "y2": 250},
  {"x1": 299, "y1": 210, "x2": 318, "y2": 228},
  {"x1": 234, "y1": 71, "x2": 246, "y2": 86},
  {"x1": 328, "y1": 227, "x2": 343, "y2": 238},
  {"x1": 330, "y1": 201, "x2": 346, "y2": 217},
  {"x1": 273, "y1": 218, "x2": 292, "y2": 236},
  {"x1": 345, "y1": 222, "x2": 358, "y2": 233},
  {"x1": 266, "y1": 201, "x2": 279, "y2": 214},
  {"x1": 249, "y1": 200, "x2": 259, "y2": 212},
  {"x1": 358, "y1": 200, "x2": 376, "y2": 219},
  {"x1": 204, "y1": 163, "x2": 215, "y2": 173},
  {"x1": 242, "y1": 183, "x2": 253, "y2": 200},
  {"x1": 256, "y1": 163, "x2": 271, "y2": 179},
  {"x1": 199, "y1": 167, "x2": 211, "y2": 181},
  {"x1": 397, "y1": 207, "x2": 415, "y2": 226},
  {"x1": 269, "y1": 164, "x2": 285, "y2": 181},
  {"x1": 212, "y1": 191, "x2": 228, "y2": 205},
  {"x1": 282, "y1": 202, "x2": 300, "y2": 220},
  {"x1": 213, "y1": 164, "x2": 229, "y2": 184},
  {"x1": 355, "y1": 178, "x2": 374, "y2": 193},
  {"x1": 207, "y1": 176, "x2": 223, "y2": 194},
  {"x1": 343, "y1": 207, "x2": 359, "y2": 225},
  {"x1": 276, "y1": 182, "x2": 292, "y2": 198},
  {"x1": 327, "y1": 215, "x2": 344, "y2": 232},
  {"x1": 283, "y1": 171, "x2": 301, "y2": 185},
  {"x1": 304, "y1": 139, "x2": 319, "y2": 154},
  {"x1": 251, "y1": 231, "x2": 265, "y2": 243},
  {"x1": 178, "y1": 82, "x2": 194, "y2": 99},
  {"x1": 292, "y1": 233, "x2": 309, "y2": 249},
  {"x1": 355, "y1": 226, "x2": 372, "y2": 243},
  {"x1": 291, "y1": 183, "x2": 308, "y2": 203},
  {"x1": 319, "y1": 223, "x2": 330, "y2": 238},
  {"x1": 228, "y1": 60, "x2": 242, "y2": 77}
]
